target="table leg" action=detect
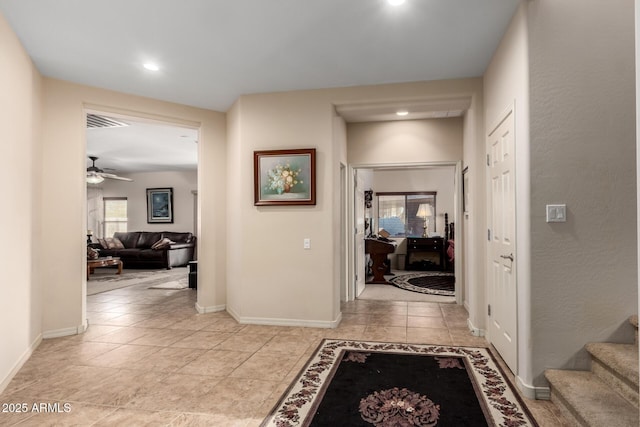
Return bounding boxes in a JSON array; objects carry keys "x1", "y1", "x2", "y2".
[
  {"x1": 367, "y1": 253, "x2": 390, "y2": 284},
  {"x1": 117, "y1": 261, "x2": 123, "y2": 275}
]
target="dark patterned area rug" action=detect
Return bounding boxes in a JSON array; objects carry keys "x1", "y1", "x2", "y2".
[
  {"x1": 389, "y1": 272, "x2": 455, "y2": 296},
  {"x1": 262, "y1": 340, "x2": 537, "y2": 427}
]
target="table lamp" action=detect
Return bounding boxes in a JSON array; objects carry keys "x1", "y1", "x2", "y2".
[{"x1": 416, "y1": 204, "x2": 433, "y2": 237}]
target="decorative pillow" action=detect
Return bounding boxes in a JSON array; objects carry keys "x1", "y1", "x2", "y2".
[
  {"x1": 97, "y1": 238, "x2": 108, "y2": 249},
  {"x1": 151, "y1": 237, "x2": 176, "y2": 250},
  {"x1": 100, "y1": 237, "x2": 125, "y2": 249}
]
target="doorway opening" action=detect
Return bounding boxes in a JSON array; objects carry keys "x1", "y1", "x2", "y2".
[
  {"x1": 348, "y1": 163, "x2": 463, "y2": 305},
  {"x1": 84, "y1": 109, "x2": 200, "y2": 314}
]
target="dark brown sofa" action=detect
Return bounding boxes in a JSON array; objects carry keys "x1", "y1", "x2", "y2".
[{"x1": 97, "y1": 231, "x2": 196, "y2": 269}]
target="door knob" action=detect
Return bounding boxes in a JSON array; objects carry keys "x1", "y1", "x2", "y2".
[{"x1": 500, "y1": 253, "x2": 514, "y2": 262}]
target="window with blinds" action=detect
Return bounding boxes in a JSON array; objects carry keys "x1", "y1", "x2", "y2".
[
  {"x1": 376, "y1": 192, "x2": 436, "y2": 237},
  {"x1": 103, "y1": 197, "x2": 127, "y2": 238}
]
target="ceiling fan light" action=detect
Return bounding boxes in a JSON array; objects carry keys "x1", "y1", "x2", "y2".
[{"x1": 86, "y1": 174, "x2": 104, "y2": 184}]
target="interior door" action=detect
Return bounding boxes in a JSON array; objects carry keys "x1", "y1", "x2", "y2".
[
  {"x1": 354, "y1": 170, "x2": 366, "y2": 297},
  {"x1": 487, "y1": 108, "x2": 517, "y2": 372}
]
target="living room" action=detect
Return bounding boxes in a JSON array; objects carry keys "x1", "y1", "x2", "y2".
[{"x1": 86, "y1": 114, "x2": 199, "y2": 290}]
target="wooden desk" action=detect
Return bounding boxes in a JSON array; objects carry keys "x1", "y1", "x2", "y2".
[
  {"x1": 405, "y1": 237, "x2": 444, "y2": 271},
  {"x1": 87, "y1": 257, "x2": 123, "y2": 280},
  {"x1": 365, "y1": 238, "x2": 396, "y2": 284}
]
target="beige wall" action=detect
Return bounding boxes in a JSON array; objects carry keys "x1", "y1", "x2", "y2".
[
  {"x1": 226, "y1": 99, "x2": 242, "y2": 315},
  {"x1": 0, "y1": 13, "x2": 44, "y2": 391},
  {"x1": 636, "y1": 0, "x2": 640, "y2": 387},
  {"x1": 459, "y1": 89, "x2": 485, "y2": 331},
  {"x1": 348, "y1": 118, "x2": 463, "y2": 165},
  {"x1": 332, "y1": 114, "x2": 348, "y2": 313},
  {"x1": 225, "y1": 91, "x2": 339, "y2": 326},
  {"x1": 100, "y1": 170, "x2": 198, "y2": 234},
  {"x1": 527, "y1": 0, "x2": 637, "y2": 387},
  {"x1": 41, "y1": 79, "x2": 227, "y2": 333}
]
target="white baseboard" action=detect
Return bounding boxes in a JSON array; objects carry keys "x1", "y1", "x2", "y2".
[
  {"x1": 226, "y1": 306, "x2": 241, "y2": 322},
  {"x1": 467, "y1": 318, "x2": 485, "y2": 337},
  {"x1": 228, "y1": 308, "x2": 342, "y2": 329},
  {"x1": 195, "y1": 302, "x2": 226, "y2": 314},
  {"x1": 516, "y1": 375, "x2": 551, "y2": 400},
  {"x1": 0, "y1": 333, "x2": 42, "y2": 394},
  {"x1": 42, "y1": 321, "x2": 88, "y2": 339}
]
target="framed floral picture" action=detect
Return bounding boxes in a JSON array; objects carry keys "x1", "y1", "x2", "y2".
[{"x1": 254, "y1": 148, "x2": 316, "y2": 206}]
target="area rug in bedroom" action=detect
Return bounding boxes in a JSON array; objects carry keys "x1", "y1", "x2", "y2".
[
  {"x1": 261, "y1": 340, "x2": 537, "y2": 427},
  {"x1": 389, "y1": 271, "x2": 455, "y2": 296}
]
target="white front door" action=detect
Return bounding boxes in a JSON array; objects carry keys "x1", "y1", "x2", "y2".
[
  {"x1": 487, "y1": 108, "x2": 517, "y2": 372},
  {"x1": 354, "y1": 170, "x2": 366, "y2": 297}
]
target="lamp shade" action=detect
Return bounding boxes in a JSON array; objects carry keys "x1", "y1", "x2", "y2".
[
  {"x1": 416, "y1": 204, "x2": 433, "y2": 218},
  {"x1": 86, "y1": 173, "x2": 104, "y2": 184}
]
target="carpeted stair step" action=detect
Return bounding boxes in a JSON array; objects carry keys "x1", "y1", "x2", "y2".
[
  {"x1": 630, "y1": 315, "x2": 638, "y2": 344},
  {"x1": 585, "y1": 342, "x2": 639, "y2": 408},
  {"x1": 545, "y1": 369, "x2": 639, "y2": 427}
]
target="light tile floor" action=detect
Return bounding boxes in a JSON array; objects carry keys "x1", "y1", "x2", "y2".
[{"x1": 0, "y1": 281, "x2": 570, "y2": 426}]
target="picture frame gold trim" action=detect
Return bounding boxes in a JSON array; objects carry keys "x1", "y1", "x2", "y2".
[{"x1": 254, "y1": 148, "x2": 316, "y2": 206}]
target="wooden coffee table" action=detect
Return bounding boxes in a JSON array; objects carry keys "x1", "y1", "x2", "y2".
[{"x1": 87, "y1": 257, "x2": 123, "y2": 280}]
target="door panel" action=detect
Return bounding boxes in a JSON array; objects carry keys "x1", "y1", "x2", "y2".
[{"x1": 487, "y1": 109, "x2": 517, "y2": 372}]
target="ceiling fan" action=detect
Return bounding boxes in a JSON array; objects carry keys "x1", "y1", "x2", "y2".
[{"x1": 86, "y1": 156, "x2": 133, "y2": 184}]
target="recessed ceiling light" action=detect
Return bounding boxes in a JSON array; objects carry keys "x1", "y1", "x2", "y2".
[
  {"x1": 388, "y1": 0, "x2": 406, "y2": 5},
  {"x1": 396, "y1": 110, "x2": 409, "y2": 116},
  {"x1": 143, "y1": 63, "x2": 160, "y2": 71}
]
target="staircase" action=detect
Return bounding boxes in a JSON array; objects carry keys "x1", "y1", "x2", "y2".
[{"x1": 545, "y1": 316, "x2": 639, "y2": 427}]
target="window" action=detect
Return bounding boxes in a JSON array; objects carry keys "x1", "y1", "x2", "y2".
[
  {"x1": 103, "y1": 197, "x2": 127, "y2": 237},
  {"x1": 377, "y1": 192, "x2": 436, "y2": 237}
]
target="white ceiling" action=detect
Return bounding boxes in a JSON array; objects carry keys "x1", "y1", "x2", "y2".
[
  {"x1": 86, "y1": 116, "x2": 198, "y2": 174},
  {"x1": 0, "y1": 0, "x2": 521, "y2": 172}
]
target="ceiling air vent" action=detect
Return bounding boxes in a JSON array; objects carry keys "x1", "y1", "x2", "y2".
[{"x1": 86, "y1": 114, "x2": 129, "y2": 129}]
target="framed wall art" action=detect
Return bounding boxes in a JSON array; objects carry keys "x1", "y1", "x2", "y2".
[
  {"x1": 147, "y1": 187, "x2": 174, "y2": 223},
  {"x1": 254, "y1": 148, "x2": 316, "y2": 206}
]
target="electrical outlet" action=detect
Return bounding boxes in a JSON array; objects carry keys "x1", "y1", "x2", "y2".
[{"x1": 303, "y1": 238, "x2": 311, "y2": 249}]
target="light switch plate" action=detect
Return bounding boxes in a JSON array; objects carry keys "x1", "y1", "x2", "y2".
[
  {"x1": 546, "y1": 204, "x2": 566, "y2": 223},
  {"x1": 303, "y1": 238, "x2": 311, "y2": 249}
]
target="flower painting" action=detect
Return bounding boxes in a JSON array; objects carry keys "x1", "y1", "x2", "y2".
[
  {"x1": 254, "y1": 148, "x2": 316, "y2": 205},
  {"x1": 266, "y1": 164, "x2": 302, "y2": 194}
]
